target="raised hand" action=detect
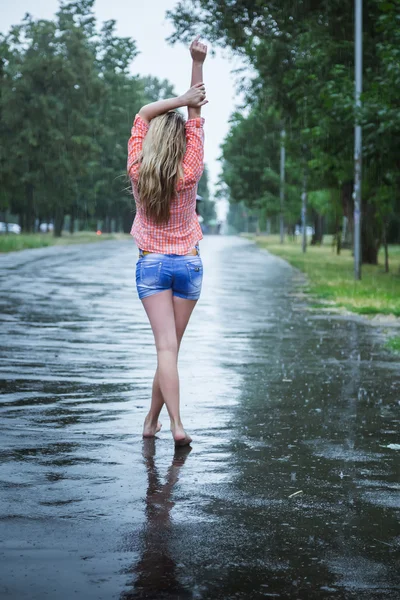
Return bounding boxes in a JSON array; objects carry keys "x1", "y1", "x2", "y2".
[
  {"x1": 190, "y1": 36, "x2": 208, "y2": 63},
  {"x1": 181, "y1": 82, "x2": 208, "y2": 107}
]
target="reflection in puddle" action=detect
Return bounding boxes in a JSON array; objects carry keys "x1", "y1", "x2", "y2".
[{"x1": 122, "y1": 440, "x2": 192, "y2": 599}]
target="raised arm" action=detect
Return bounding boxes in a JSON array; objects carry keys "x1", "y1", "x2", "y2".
[
  {"x1": 188, "y1": 36, "x2": 208, "y2": 120},
  {"x1": 129, "y1": 84, "x2": 207, "y2": 180},
  {"x1": 139, "y1": 85, "x2": 207, "y2": 124},
  {"x1": 139, "y1": 96, "x2": 185, "y2": 124}
]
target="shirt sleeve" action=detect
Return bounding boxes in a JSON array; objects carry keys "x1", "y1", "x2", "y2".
[
  {"x1": 181, "y1": 117, "x2": 205, "y2": 188},
  {"x1": 127, "y1": 115, "x2": 149, "y2": 181}
]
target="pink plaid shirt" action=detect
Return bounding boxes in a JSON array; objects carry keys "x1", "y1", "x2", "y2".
[{"x1": 127, "y1": 114, "x2": 204, "y2": 255}]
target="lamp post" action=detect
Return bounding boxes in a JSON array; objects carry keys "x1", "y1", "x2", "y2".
[
  {"x1": 354, "y1": 0, "x2": 362, "y2": 280},
  {"x1": 280, "y1": 128, "x2": 286, "y2": 244}
]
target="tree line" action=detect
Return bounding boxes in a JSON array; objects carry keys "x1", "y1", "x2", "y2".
[
  {"x1": 168, "y1": 0, "x2": 400, "y2": 264},
  {"x1": 0, "y1": 0, "x2": 215, "y2": 236}
]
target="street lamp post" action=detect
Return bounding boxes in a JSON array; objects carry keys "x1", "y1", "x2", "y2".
[
  {"x1": 354, "y1": 0, "x2": 362, "y2": 280},
  {"x1": 280, "y1": 128, "x2": 285, "y2": 244}
]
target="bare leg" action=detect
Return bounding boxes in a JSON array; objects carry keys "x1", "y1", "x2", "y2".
[
  {"x1": 170, "y1": 296, "x2": 197, "y2": 444},
  {"x1": 173, "y1": 295, "x2": 198, "y2": 349},
  {"x1": 143, "y1": 295, "x2": 197, "y2": 439},
  {"x1": 141, "y1": 291, "x2": 196, "y2": 445},
  {"x1": 142, "y1": 370, "x2": 163, "y2": 437}
]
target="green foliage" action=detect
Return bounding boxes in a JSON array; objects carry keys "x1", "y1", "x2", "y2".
[
  {"x1": 220, "y1": 106, "x2": 301, "y2": 226},
  {"x1": 385, "y1": 336, "x2": 400, "y2": 353},
  {"x1": 0, "y1": 1, "x2": 176, "y2": 236},
  {"x1": 168, "y1": 0, "x2": 400, "y2": 261},
  {"x1": 308, "y1": 189, "x2": 340, "y2": 219}
]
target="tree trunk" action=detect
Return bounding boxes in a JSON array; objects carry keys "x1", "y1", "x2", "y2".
[
  {"x1": 53, "y1": 207, "x2": 64, "y2": 238},
  {"x1": 384, "y1": 241, "x2": 389, "y2": 273},
  {"x1": 69, "y1": 207, "x2": 76, "y2": 235},
  {"x1": 25, "y1": 183, "x2": 34, "y2": 233},
  {"x1": 336, "y1": 233, "x2": 341, "y2": 255},
  {"x1": 104, "y1": 215, "x2": 111, "y2": 234},
  {"x1": 383, "y1": 222, "x2": 389, "y2": 273},
  {"x1": 362, "y1": 241, "x2": 379, "y2": 265},
  {"x1": 19, "y1": 212, "x2": 25, "y2": 233},
  {"x1": 311, "y1": 210, "x2": 324, "y2": 245},
  {"x1": 361, "y1": 199, "x2": 380, "y2": 265},
  {"x1": 122, "y1": 209, "x2": 133, "y2": 234},
  {"x1": 320, "y1": 215, "x2": 325, "y2": 244},
  {"x1": 334, "y1": 216, "x2": 341, "y2": 255},
  {"x1": 2, "y1": 211, "x2": 9, "y2": 232}
]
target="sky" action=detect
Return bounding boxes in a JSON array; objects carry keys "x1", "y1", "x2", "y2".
[{"x1": 0, "y1": 0, "x2": 247, "y2": 218}]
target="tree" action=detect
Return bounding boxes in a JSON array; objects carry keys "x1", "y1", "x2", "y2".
[
  {"x1": 0, "y1": 1, "x2": 177, "y2": 236},
  {"x1": 197, "y1": 165, "x2": 217, "y2": 224},
  {"x1": 220, "y1": 105, "x2": 301, "y2": 232},
  {"x1": 167, "y1": 0, "x2": 400, "y2": 264}
]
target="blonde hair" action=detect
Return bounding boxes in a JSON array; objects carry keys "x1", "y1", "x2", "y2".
[{"x1": 136, "y1": 111, "x2": 186, "y2": 225}]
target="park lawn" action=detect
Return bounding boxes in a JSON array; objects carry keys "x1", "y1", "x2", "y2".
[
  {"x1": 385, "y1": 335, "x2": 400, "y2": 353},
  {"x1": 0, "y1": 231, "x2": 131, "y2": 253},
  {"x1": 385, "y1": 335, "x2": 400, "y2": 352},
  {"x1": 248, "y1": 234, "x2": 400, "y2": 317}
]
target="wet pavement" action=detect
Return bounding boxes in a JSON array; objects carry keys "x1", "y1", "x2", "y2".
[{"x1": 0, "y1": 235, "x2": 399, "y2": 600}]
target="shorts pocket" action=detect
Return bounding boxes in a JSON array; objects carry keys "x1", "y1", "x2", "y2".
[
  {"x1": 140, "y1": 261, "x2": 162, "y2": 286},
  {"x1": 186, "y1": 262, "x2": 203, "y2": 288}
]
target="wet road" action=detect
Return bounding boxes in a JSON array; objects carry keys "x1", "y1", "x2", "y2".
[{"x1": 0, "y1": 236, "x2": 399, "y2": 600}]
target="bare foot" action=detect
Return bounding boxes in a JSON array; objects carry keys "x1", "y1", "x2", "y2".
[
  {"x1": 142, "y1": 415, "x2": 162, "y2": 438},
  {"x1": 171, "y1": 423, "x2": 192, "y2": 447},
  {"x1": 174, "y1": 435, "x2": 192, "y2": 447}
]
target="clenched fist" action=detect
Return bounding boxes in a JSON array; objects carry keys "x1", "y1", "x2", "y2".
[{"x1": 190, "y1": 36, "x2": 208, "y2": 63}]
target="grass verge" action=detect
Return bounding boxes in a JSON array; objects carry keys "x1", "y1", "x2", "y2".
[
  {"x1": 246, "y1": 234, "x2": 400, "y2": 317},
  {"x1": 385, "y1": 336, "x2": 400, "y2": 352},
  {"x1": 0, "y1": 232, "x2": 131, "y2": 253}
]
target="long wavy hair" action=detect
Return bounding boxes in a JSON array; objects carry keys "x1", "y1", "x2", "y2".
[{"x1": 136, "y1": 111, "x2": 186, "y2": 225}]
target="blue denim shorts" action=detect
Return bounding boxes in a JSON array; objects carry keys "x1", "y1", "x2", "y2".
[{"x1": 136, "y1": 247, "x2": 203, "y2": 301}]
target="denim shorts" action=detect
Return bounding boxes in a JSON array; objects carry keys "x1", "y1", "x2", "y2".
[{"x1": 136, "y1": 247, "x2": 203, "y2": 301}]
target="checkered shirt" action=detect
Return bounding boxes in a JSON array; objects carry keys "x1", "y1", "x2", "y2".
[{"x1": 127, "y1": 114, "x2": 204, "y2": 255}]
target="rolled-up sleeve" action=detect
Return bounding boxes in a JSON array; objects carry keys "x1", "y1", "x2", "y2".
[
  {"x1": 182, "y1": 117, "x2": 205, "y2": 187},
  {"x1": 127, "y1": 115, "x2": 149, "y2": 181}
]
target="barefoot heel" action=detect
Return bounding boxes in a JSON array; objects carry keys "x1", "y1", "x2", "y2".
[
  {"x1": 174, "y1": 435, "x2": 192, "y2": 447},
  {"x1": 142, "y1": 419, "x2": 162, "y2": 438}
]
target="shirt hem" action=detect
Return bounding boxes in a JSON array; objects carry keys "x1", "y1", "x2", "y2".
[{"x1": 131, "y1": 233, "x2": 203, "y2": 256}]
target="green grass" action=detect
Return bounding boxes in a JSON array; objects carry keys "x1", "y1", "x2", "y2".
[
  {"x1": 246, "y1": 234, "x2": 400, "y2": 317},
  {"x1": 385, "y1": 336, "x2": 400, "y2": 352},
  {"x1": 0, "y1": 232, "x2": 131, "y2": 253}
]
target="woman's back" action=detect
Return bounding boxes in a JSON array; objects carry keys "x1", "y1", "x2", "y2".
[{"x1": 128, "y1": 114, "x2": 205, "y2": 255}]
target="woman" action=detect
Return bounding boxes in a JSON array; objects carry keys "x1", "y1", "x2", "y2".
[{"x1": 127, "y1": 37, "x2": 208, "y2": 447}]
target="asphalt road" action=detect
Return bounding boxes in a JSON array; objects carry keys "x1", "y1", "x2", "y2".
[{"x1": 0, "y1": 236, "x2": 399, "y2": 600}]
